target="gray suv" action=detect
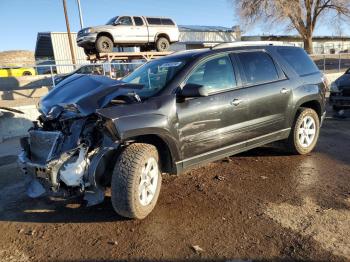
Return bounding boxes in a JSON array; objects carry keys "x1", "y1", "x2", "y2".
[{"x1": 19, "y1": 43, "x2": 327, "y2": 219}]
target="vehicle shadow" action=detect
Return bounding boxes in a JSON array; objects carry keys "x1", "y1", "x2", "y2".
[{"x1": 0, "y1": 191, "x2": 128, "y2": 223}]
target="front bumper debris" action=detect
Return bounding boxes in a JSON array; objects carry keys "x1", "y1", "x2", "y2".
[{"x1": 18, "y1": 131, "x2": 118, "y2": 206}]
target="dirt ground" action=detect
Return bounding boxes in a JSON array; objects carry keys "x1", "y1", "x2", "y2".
[{"x1": 0, "y1": 111, "x2": 349, "y2": 262}]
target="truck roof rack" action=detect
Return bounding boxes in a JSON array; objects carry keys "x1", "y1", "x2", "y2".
[{"x1": 211, "y1": 41, "x2": 295, "y2": 50}]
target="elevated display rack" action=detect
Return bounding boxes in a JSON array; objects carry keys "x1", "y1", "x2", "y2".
[{"x1": 87, "y1": 51, "x2": 174, "y2": 63}]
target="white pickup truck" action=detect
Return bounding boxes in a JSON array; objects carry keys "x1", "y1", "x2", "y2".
[{"x1": 77, "y1": 16, "x2": 180, "y2": 54}]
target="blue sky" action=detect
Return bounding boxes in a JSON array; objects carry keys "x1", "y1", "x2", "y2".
[{"x1": 0, "y1": 0, "x2": 349, "y2": 51}]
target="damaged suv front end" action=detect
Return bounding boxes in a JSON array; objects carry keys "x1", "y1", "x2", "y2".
[{"x1": 18, "y1": 74, "x2": 143, "y2": 206}]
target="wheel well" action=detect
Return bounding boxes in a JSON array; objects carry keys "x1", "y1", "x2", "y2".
[
  {"x1": 97, "y1": 32, "x2": 114, "y2": 42},
  {"x1": 156, "y1": 33, "x2": 170, "y2": 42},
  {"x1": 299, "y1": 100, "x2": 322, "y2": 120},
  {"x1": 127, "y1": 135, "x2": 175, "y2": 174}
]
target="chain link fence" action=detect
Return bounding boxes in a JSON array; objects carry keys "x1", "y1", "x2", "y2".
[
  {"x1": 310, "y1": 53, "x2": 350, "y2": 73},
  {"x1": 1, "y1": 53, "x2": 350, "y2": 93}
]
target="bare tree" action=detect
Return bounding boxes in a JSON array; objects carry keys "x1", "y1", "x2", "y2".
[{"x1": 235, "y1": 0, "x2": 350, "y2": 53}]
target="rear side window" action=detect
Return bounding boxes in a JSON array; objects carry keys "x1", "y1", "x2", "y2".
[
  {"x1": 134, "y1": 17, "x2": 144, "y2": 26},
  {"x1": 237, "y1": 51, "x2": 279, "y2": 85},
  {"x1": 147, "y1": 18, "x2": 162, "y2": 25},
  {"x1": 277, "y1": 47, "x2": 319, "y2": 76},
  {"x1": 161, "y1": 18, "x2": 175, "y2": 25}
]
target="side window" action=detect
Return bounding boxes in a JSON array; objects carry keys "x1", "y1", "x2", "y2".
[
  {"x1": 186, "y1": 55, "x2": 237, "y2": 93},
  {"x1": 277, "y1": 47, "x2": 319, "y2": 76},
  {"x1": 237, "y1": 51, "x2": 279, "y2": 85},
  {"x1": 146, "y1": 18, "x2": 162, "y2": 25},
  {"x1": 117, "y1": 16, "x2": 133, "y2": 26},
  {"x1": 134, "y1": 17, "x2": 144, "y2": 26},
  {"x1": 161, "y1": 19, "x2": 175, "y2": 25}
]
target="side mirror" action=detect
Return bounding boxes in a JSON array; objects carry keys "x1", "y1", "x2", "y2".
[
  {"x1": 179, "y1": 83, "x2": 209, "y2": 98},
  {"x1": 113, "y1": 21, "x2": 121, "y2": 26}
]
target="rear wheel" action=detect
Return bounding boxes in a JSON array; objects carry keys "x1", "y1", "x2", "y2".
[
  {"x1": 96, "y1": 36, "x2": 113, "y2": 53},
  {"x1": 285, "y1": 108, "x2": 320, "y2": 155},
  {"x1": 156, "y1": 37, "x2": 170, "y2": 52},
  {"x1": 111, "y1": 143, "x2": 162, "y2": 219}
]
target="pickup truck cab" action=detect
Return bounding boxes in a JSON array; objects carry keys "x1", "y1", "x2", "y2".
[{"x1": 77, "y1": 16, "x2": 180, "y2": 54}]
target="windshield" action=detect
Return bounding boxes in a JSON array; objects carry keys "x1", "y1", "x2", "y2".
[
  {"x1": 106, "y1": 16, "x2": 118, "y2": 25},
  {"x1": 122, "y1": 58, "x2": 188, "y2": 98}
]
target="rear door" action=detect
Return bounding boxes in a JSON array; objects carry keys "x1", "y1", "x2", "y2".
[
  {"x1": 133, "y1": 16, "x2": 148, "y2": 43},
  {"x1": 233, "y1": 50, "x2": 292, "y2": 141}
]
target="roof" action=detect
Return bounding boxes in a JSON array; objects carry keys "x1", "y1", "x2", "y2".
[
  {"x1": 179, "y1": 25, "x2": 238, "y2": 32},
  {"x1": 243, "y1": 35, "x2": 350, "y2": 41}
]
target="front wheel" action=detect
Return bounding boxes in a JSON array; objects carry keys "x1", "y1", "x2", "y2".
[
  {"x1": 285, "y1": 108, "x2": 320, "y2": 155},
  {"x1": 111, "y1": 143, "x2": 162, "y2": 219},
  {"x1": 95, "y1": 36, "x2": 113, "y2": 53}
]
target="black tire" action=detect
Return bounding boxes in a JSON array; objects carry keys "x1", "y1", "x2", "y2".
[
  {"x1": 140, "y1": 45, "x2": 153, "y2": 52},
  {"x1": 95, "y1": 36, "x2": 113, "y2": 53},
  {"x1": 285, "y1": 108, "x2": 320, "y2": 155},
  {"x1": 155, "y1": 37, "x2": 170, "y2": 52},
  {"x1": 83, "y1": 48, "x2": 97, "y2": 56},
  {"x1": 332, "y1": 105, "x2": 343, "y2": 112},
  {"x1": 22, "y1": 71, "x2": 32, "y2": 76},
  {"x1": 111, "y1": 143, "x2": 162, "y2": 219}
]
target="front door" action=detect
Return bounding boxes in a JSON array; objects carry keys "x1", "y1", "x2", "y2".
[
  {"x1": 113, "y1": 16, "x2": 135, "y2": 44},
  {"x1": 176, "y1": 54, "x2": 250, "y2": 164}
]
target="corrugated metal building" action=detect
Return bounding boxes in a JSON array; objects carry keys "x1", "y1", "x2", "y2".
[
  {"x1": 35, "y1": 25, "x2": 241, "y2": 73},
  {"x1": 35, "y1": 32, "x2": 86, "y2": 73}
]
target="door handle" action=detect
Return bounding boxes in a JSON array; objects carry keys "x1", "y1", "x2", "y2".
[
  {"x1": 230, "y1": 99, "x2": 242, "y2": 106},
  {"x1": 280, "y1": 88, "x2": 290, "y2": 94}
]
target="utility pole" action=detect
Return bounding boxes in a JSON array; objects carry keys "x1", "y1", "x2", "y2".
[
  {"x1": 62, "y1": 0, "x2": 76, "y2": 65},
  {"x1": 77, "y1": 0, "x2": 84, "y2": 29}
]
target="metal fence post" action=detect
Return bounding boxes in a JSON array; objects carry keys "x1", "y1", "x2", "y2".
[
  {"x1": 50, "y1": 65, "x2": 55, "y2": 88},
  {"x1": 323, "y1": 54, "x2": 326, "y2": 72}
]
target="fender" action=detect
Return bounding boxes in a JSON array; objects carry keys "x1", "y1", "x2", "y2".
[
  {"x1": 289, "y1": 83, "x2": 324, "y2": 126},
  {"x1": 154, "y1": 32, "x2": 170, "y2": 42},
  {"x1": 97, "y1": 95, "x2": 182, "y2": 163},
  {"x1": 116, "y1": 114, "x2": 181, "y2": 162}
]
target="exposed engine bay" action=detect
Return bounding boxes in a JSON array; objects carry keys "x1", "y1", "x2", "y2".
[{"x1": 18, "y1": 74, "x2": 143, "y2": 206}]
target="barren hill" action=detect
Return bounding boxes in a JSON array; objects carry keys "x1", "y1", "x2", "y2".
[{"x1": 0, "y1": 50, "x2": 35, "y2": 67}]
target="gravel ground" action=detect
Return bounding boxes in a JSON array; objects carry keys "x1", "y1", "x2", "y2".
[{"x1": 0, "y1": 112, "x2": 349, "y2": 262}]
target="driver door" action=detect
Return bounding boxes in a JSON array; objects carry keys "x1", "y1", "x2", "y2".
[{"x1": 113, "y1": 16, "x2": 135, "y2": 43}]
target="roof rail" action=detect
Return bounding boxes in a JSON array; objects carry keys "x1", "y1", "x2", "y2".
[{"x1": 211, "y1": 41, "x2": 295, "y2": 50}]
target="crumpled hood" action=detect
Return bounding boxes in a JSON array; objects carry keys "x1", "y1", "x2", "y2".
[
  {"x1": 39, "y1": 74, "x2": 140, "y2": 116},
  {"x1": 335, "y1": 73, "x2": 350, "y2": 89}
]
